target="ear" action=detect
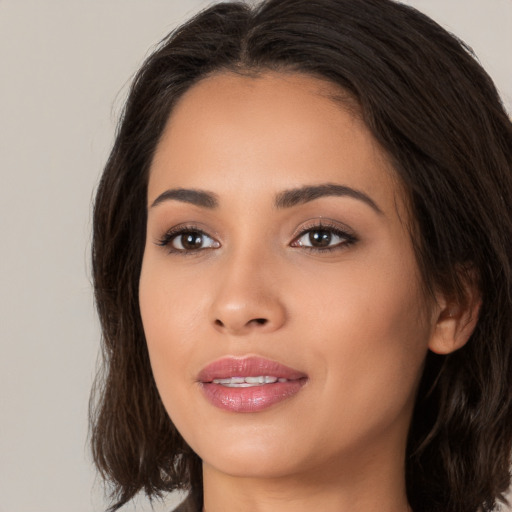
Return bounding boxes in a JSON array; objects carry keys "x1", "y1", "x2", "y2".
[{"x1": 428, "y1": 272, "x2": 481, "y2": 355}]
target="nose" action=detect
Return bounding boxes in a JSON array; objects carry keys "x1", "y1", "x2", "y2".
[{"x1": 209, "y1": 251, "x2": 287, "y2": 336}]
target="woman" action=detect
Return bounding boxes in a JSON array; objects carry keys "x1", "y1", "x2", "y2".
[{"x1": 90, "y1": 0, "x2": 512, "y2": 511}]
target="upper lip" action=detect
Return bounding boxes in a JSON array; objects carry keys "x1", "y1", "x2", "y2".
[{"x1": 197, "y1": 356, "x2": 307, "y2": 383}]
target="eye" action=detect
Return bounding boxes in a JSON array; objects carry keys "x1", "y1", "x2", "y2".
[
  {"x1": 291, "y1": 224, "x2": 356, "y2": 252},
  {"x1": 156, "y1": 226, "x2": 220, "y2": 254},
  {"x1": 172, "y1": 230, "x2": 218, "y2": 251}
]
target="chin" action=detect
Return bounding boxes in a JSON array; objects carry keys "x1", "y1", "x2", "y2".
[
  {"x1": 202, "y1": 445, "x2": 303, "y2": 480},
  {"x1": 183, "y1": 420, "x2": 309, "y2": 478}
]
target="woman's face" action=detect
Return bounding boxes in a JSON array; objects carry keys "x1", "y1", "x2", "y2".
[{"x1": 139, "y1": 72, "x2": 438, "y2": 482}]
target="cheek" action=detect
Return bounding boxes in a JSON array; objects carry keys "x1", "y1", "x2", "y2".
[
  {"x1": 139, "y1": 252, "x2": 205, "y2": 345},
  {"x1": 139, "y1": 256, "x2": 201, "y2": 409},
  {"x1": 298, "y1": 243, "x2": 428, "y2": 342},
  {"x1": 294, "y1": 250, "x2": 431, "y2": 426}
]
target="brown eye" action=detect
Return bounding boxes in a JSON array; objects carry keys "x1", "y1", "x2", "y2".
[
  {"x1": 292, "y1": 225, "x2": 355, "y2": 252},
  {"x1": 308, "y1": 230, "x2": 332, "y2": 247},
  {"x1": 168, "y1": 230, "x2": 220, "y2": 252},
  {"x1": 174, "y1": 231, "x2": 204, "y2": 250}
]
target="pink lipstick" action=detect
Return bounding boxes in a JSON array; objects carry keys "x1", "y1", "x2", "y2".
[{"x1": 197, "y1": 356, "x2": 307, "y2": 413}]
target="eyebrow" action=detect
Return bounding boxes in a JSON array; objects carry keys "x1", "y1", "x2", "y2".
[
  {"x1": 150, "y1": 183, "x2": 382, "y2": 214},
  {"x1": 274, "y1": 183, "x2": 383, "y2": 214},
  {"x1": 151, "y1": 188, "x2": 219, "y2": 209}
]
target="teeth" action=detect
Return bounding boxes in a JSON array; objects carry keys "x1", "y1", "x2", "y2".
[
  {"x1": 212, "y1": 376, "x2": 285, "y2": 387},
  {"x1": 245, "y1": 376, "x2": 278, "y2": 384}
]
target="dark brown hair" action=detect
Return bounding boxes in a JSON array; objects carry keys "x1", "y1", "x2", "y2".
[{"x1": 90, "y1": 1, "x2": 512, "y2": 511}]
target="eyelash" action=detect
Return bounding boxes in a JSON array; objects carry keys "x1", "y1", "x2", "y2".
[
  {"x1": 291, "y1": 221, "x2": 357, "y2": 253},
  {"x1": 155, "y1": 224, "x2": 218, "y2": 256},
  {"x1": 155, "y1": 221, "x2": 357, "y2": 255}
]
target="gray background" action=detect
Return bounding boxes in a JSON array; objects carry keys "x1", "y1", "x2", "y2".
[{"x1": 0, "y1": 1, "x2": 510, "y2": 511}]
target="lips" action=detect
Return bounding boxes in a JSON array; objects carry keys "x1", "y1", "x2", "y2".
[{"x1": 198, "y1": 356, "x2": 307, "y2": 413}]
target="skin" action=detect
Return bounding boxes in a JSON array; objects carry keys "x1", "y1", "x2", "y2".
[{"x1": 139, "y1": 71, "x2": 476, "y2": 512}]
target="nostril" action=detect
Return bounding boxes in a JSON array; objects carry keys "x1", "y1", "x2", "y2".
[{"x1": 213, "y1": 317, "x2": 269, "y2": 331}]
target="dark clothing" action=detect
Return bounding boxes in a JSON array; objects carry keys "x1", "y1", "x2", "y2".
[{"x1": 172, "y1": 491, "x2": 201, "y2": 512}]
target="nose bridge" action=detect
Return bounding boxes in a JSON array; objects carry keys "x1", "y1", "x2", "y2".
[{"x1": 209, "y1": 240, "x2": 286, "y2": 335}]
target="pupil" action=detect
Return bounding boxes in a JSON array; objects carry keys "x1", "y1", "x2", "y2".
[
  {"x1": 309, "y1": 230, "x2": 331, "y2": 247},
  {"x1": 182, "y1": 232, "x2": 202, "y2": 250}
]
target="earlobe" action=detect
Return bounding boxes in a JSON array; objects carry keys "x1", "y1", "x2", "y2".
[{"x1": 428, "y1": 285, "x2": 481, "y2": 355}]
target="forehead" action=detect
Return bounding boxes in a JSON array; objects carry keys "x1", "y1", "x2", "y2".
[{"x1": 149, "y1": 71, "x2": 404, "y2": 218}]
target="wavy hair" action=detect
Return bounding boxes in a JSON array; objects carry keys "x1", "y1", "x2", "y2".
[{"x1": 90, "y1": 1, "x2": 512, "y2": 510}]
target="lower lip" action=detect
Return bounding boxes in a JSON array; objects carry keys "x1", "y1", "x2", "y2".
[{"x1": 201, "y1": 380, "x2": 306, "y2": 413}]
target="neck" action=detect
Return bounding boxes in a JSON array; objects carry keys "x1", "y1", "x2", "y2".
[{"x1": 201, "y1": 449, "x2": 411, "y2": 512}]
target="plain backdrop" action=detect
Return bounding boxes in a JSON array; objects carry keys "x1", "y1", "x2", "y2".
[{"x1": 0, "y1": 1, "x2": 510, "y2": 511}]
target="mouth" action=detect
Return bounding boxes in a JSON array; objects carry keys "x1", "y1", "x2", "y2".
[{"x1": 197, "y1": 356, "x2": 308, "y2": 413}]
